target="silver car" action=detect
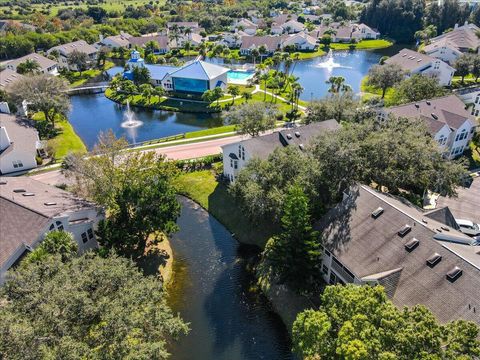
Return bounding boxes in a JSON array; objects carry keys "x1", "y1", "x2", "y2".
[{"x1": 456, "y1": 219, "x2": 480, "y2": 237}]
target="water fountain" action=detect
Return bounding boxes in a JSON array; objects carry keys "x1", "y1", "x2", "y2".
[
  {"x1": 121, "y1": 100, "x2": 143, "y2": 129},
  {"x1": 316, "y1": 50, "x2": 343, "y2": 71}
]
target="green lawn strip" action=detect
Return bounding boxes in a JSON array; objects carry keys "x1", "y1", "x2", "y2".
[
  {"x1": 184, "y1": 125, "x2": 236, "y2": 139},
  {"x1": 330, "y1": 39, "x2": 393, "y2": 51},
  {"x1": 175, "y1": 170, "x2": 277, "y2": 247},
  {"x1": 67, "y1": 62, "x2": 115, "y2": 87},
  {"x1": 293, "y1": 48, "x2": 327, "y2": 60},
  {"x1": 32, "y1": 113, "x2": 86, "y2": 159}
]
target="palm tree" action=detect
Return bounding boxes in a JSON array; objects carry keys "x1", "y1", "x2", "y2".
[
  {"x1": 139, "y1": 83, "x2": 154, "y2": 102},
  {"x1": 283, "y1": 56, "x2": 293, "y2": 79},
  {"x1": 250, "y1": 48, "x2": 260, "y2": 66},
  {"x1": 145, "y1": 40, "x2": 159, "y2": 56},
  {"x1": 290, "y1": 81, "x2": 303, "y2": 111},
  {"x1": 260, "y1": 73, "x2": 269, "y2": 101},
  {"x1": 326, "y1": 76, "x2": 352, "y2": 93},
  {"x1": 16, "y1": 59, "x2": 40, "y2": 74},
  {"x1": 242, "y1": 91, "x2": 252, "y2": 103},
  {"x1": 228, "y1": 85, "x2": 240, "y2": 105},
  {"x1": 258, "y1": 44, "x2": 267, "y2": 63},
  {"x1": 183, "y1": 41, "x2": 192, "y2": 54}
]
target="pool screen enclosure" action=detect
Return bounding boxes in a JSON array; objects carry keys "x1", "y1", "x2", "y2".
[{"x1": 173, "y1": 77, "x2": 209, "y2": 93}]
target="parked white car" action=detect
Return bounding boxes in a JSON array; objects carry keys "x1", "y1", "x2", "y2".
[{"x1": 456, "y1": 219, "x2": 480, "y2": 237}]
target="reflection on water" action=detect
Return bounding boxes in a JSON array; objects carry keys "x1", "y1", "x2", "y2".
[
  {"x1": 168, "y1": 197, "x2": 294, "y2": 360},
  {"x1": 68, "y1": 94, "x2": 223, "y2": 149}
]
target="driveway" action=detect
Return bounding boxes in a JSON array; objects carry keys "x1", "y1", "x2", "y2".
[{"x1": 437, "y1": 176, "x2": 480, "y2": 224}]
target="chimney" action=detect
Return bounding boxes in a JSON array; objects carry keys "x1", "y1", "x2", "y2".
[{"x1": 454, "y1": 23, "x2": 459, "y2": 29}]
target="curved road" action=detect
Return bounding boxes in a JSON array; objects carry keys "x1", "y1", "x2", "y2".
[{"x1": 31, "y1": 135, "x2": 245, "y2": 186}]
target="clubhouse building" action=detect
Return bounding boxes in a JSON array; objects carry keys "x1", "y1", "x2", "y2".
[{"x1": 124, "y1": 51, "x2": 229, "y2": 94}]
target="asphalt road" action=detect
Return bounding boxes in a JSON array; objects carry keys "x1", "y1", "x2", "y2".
[{"x1": 31, "y1": 135, "x2": 245, "y2": 186}]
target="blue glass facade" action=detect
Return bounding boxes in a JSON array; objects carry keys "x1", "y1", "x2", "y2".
[{"x1": 173, "y1": 77, "x2": 209, "y2": 93}]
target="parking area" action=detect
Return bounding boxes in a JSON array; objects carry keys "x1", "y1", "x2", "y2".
[{"x1": 437, "y1": 176, "x2": 480, "y2": 224}]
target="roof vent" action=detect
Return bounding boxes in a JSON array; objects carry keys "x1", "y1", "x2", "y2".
[
  {"x1": 414, "y1": 103, "x2": 419, "y2": 108},
  {"x1": 398, "y1": 225, "x2": 412, "y2": 237},
  {"x1": 431, "y1": 113, "x2": 438, "y2": 120},
  {"x1": 13, "y1": 189, "x2": 26, "y2": 193},
  {"x1": 22, "y1": 192, "x2": 35, "y2": 197},
  {"x1": 371, "y1": 207, "x2": 384, "y2": 219},
  {"x1": 421, "y1": 218, "x2": 428, "y2": 224},
  {"x1": 299, "y1": 144, "x2": 304, "y2": 150},
  {"x1": 426, "y1": 253, "x2": 442, "y2": 267},
  {"x1": 441, "y1": 226, "x2": 450, "y2": 231},
  {"x1": 294, "y1": 131, "x2": 300, "y2": 137},
  {"x1": 0, "y1": 180, "x2": 7, "y2": 185},
  {"x1": 446, "y1": 266, "x2": 462, "y2": 282},
  {"x1": 405, "y1": 237, "x2": 420, "y2": 252},
  {"x1": 286, "y1": 133, "x2": 292, "y2": 140},
  {"x1": 44, "y1": 202, "x2": 57, "y2": 206},
  {"x1": 426, "y1": 101, "x2": 431, "y2": 105}
]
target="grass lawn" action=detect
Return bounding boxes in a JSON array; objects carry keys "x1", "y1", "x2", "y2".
[
  {"x1": 360, "y1": 76, "x2": 397, "y2": 105},
  {"x1": 32, "y1": 113, "x2": 86, "y2": 159},
  {"x1": 451, "y1": 75, "x2": 479, "y2": 89},
  {"x1": 66, "y1": 61, "x2": 115, "y2": 87},
  {"x1": 294, "y1": 48, "x2": 327, "y2": 60},
  {"x1": 330, "y1": 39, "x2": 393, "y2": 51},
  {"x1": 184, "y1": 125, "x2": 236, "y2": 139},
  {"x1": 175, "y1": 170, "x2": 277, "y2": 248}
]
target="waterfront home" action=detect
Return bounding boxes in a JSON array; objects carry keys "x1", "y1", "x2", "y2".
[
  {"x1": 125, "y1": 51, "x2": 229, "y2": 94},
  {"x1": 272, "y1": 19, "x2": 305, "y2": 34},
  {"x1": 220, "y1": 31, "x2": 249, "y2": 48},
  {"x1": 283, "y1": 32, "x2": 318, "y2": 51},
  {"x1": 47, "y1": 40, "x2": 98, "y2": 71},
  {"x1": 0, "y1": 176, "x2": 104, "y2": 284},
  {"x1": 385, "y1": 48, "x2": 455, "y2": 86},
  {"x1": 0, "y1": 69, "x2": 24, "y2": 89},
  {"x1": 424, "y1": 22, "x2": 480, "y2": 64},
  {"x1": 0, "y1": 114, "x2": 43, "y2": 174},
  {"x1": 378, "y1": 95, "x2": 477, "y2": 159},
  {"x1": 128, "y1": 34, "x2": 170, "y2": 54},
  {"x1": 5, "y1": 53, "x2": 58, "y2": 75},
  {"x1": 240, "y1": 35, "x2": 287, "y2": 56},
  {"x1": 309, "y1": 22, "x2": 380, "y2": 42},
  {"x1": 231, "y1": 18, "x2": 258, "y2": 35},
  {"x1": 454, "y1": 86, "x2": 480, "y2": 117},
  {"x1": 314, "y1": 183, "x2": 480, "y2": 326},
  {"x1": 221, "y1": 120, "x2": 340, "y2": 182},
  {"x1": 97, "y1": 32, "x2": 132, "y2": 49}
]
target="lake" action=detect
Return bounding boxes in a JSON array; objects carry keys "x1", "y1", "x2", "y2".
[
  {"x1": 168, "y1": 197, "x2": 294, "y2": 360},
  {"x1": 68, "y1": 94, "x2": 222, "y2": 149}
]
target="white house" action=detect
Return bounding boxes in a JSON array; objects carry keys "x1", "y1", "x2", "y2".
[
  {"x1": 240, "y1": 35, "x2": 287, "y2": 55},
  {"x1": 97, "y1": 32, "x2": 132, "y2": 48},
  {"x1": 378, "y1": 95, "x2": 477, "y2": 159},
  {"x1": 128, "y1": 35, "x2": 170, "y2": 54},
  {"x1": 221, "y1": 120, "x2": 340, "y2": 182},
  {"x1": 283, "y1": 32, "x2": 318, "y2": 51},
  {"x1": 385, "y1": 48, "x2": 455, "y2": 86},
  {"x1": 47, "y1": 40, "x2": 98, "y2": 71},
  {"x1": 0, "y1": 176, "x2": 104, "y2": 284},
  {"x1": 279, "y1": 19, "x2": 305, "y2": 34},
  {"x1": 454, "y1": 86, "x2": 480, "y2": 118},
  {"x1": 6, "y1": 53, "x2": 58, "y2": 75},
  {"x1": 220, "y1": 31, "x2": 249, "y2": 48},
  {"x1": 424, "y1": 22, "x2": 480, "y2": 64},
  {"x1": 124, "y1": 51, "x2": 229, "y2": 93},
  {"x1": 309, "y1": 22, "x2": 380, "y2": 42},
  {"x1": 314, "y1": 183, "x2": 480, "y2": 326},
  {"x1": 232, "y1": 18, "x2": 258, "y2": 35},
  {"x1": 351, "y1": 23, "x2": 380, "y2": 40},
  {"x1": 0, "y1": 114, "x2": 43, "y2": 174}
]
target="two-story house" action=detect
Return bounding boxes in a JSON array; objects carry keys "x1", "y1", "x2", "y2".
[
  {"x1": 314, "y1": 184, "x2": 480, "y2": 326},
  {"x1": 47, "y1": 40, "x2": 98, "y2": 71},
  {"x1": 424, "y1": 22, "x2": 480, "y2": 64},
  {"x1": 6, "y1": 53, "x2": 58, "y2": 75},
  {"x1": 0, "y1": 176, "x2": 104, "y2": 284},
  {"x1": 454, "y1": 86, "x2": 480, "y2": 118},
  {"x1": 221, "y1": 120, "x2": 340, "y2": 182},
  {"x1": 378, "y1": 95, "x2": 477, "y2": 159},
  {"x1": 385, "y1": 48, "x2": 455, "y2": 86}
]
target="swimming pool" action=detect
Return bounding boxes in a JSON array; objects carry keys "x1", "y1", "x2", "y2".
[{"x1": 227, "y1": 70, "x2": 254, "y2": 82}]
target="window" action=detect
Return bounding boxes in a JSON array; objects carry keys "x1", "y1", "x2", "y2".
[
  {"x1": 81, "y1": 232, "x2": 88, "y2": 243},
  {"x1": 438, "y1": 135, "x2": 447, "y2": 146},
  {"x1": 49, "y1": 224, "x2": 55, "y2": 231},
  {"x1": 455, "y1": 129, "x2": 467, "y2": 142},
  {"x1": 12, "y1": 160, "x2": 23, "y2": 168},
  {"x1": 233, "y1": 160, "x2": 238, "y2": 169},
  {"x1": 322, "y1": 264, "x2": 329, "y2": 275},
  {"x1": 87, "y1": 228, "x2": 94, "y2": 240},
  {"x1": 230, "y1": 159, "x2": 233, "y2": 168}
]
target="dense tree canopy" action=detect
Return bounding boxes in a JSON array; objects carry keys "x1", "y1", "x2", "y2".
[
  {"x1": 0, "y1": 253, "x2": 188, "y2": 360},
  {"x1": 225, "y1": 102, "x2": 279, "y2": 137},
  {"x1": 64, "y1": 132, "x2": 180, "y2": 258},
  {"x1": 305, "y1": 93, "x2": 359, "y2": 123},
  {"x1": 293, "y1": 284, "x2": 480, "y2": 360},
  {"x1": 367, "y1": 64, "x2": 405, "y2": 99},
  {"x1": 391, "y1": 74, "x2": 447, "y2": 105}
]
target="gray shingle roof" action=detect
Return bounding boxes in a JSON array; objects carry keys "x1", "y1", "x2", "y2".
[
  {"x1": 314, "y1": 184, "x2": 480, "y2": 325},
  {"x1": 240, "y1": 35, "x2": 287, "y2": 51},
  {"x1": 6, "y1": 53, "x2": 57, "y2": 71},
  {"x1": 385, "y1": 48, "x2": 435, "y2": 72},
  {"x1": 0, "y1": 69, "x2": 24, "y2": 88},
  {"x1": 427, "y1": 23, "x2": 480, "y2": 51},
  {"x1": 129, "y1": 35, "x2": 169, "y2": 49},
  {"x1": 49, "y1": 40, "x2": 97, "y2": 56},
  {"x1": 0, "y1": 114, "x2": 38, "y2": 158}
]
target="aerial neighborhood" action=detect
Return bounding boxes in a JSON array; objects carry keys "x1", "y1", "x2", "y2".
[{"x1": 0, "y1": 0, "x2": 480, "y2": 359}]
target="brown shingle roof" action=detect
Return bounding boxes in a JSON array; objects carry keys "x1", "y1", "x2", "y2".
[
  {"x1": 129, "y1": 35, "x2": 169, "y2": 49},
  {"x1": 0, "y1": 114, "x2": 38, "y2": 157},
  {"x1": 49, "y1": 40, "x2": 97, "y2": 56},
  {"x1": 6, "y1": 53, "x2": 57, "y2": 71},
  {"x1": 0, "y1": 69, "x2": 24, "y2": 88},
  {"x1": 240, "y1": 35, "x2": 286, "y2": 51},
  {"x1": 385, "y1": 48, "x2": 435, "y2": 72},
  {"x1": 314, "y1": 184, "x2": 480, "y2": 325}
]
